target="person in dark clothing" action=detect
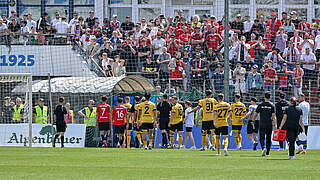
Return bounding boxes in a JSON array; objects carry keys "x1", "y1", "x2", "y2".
[
  {"x1": 252, "y1": 91, "x2": 277, "y2": 157},
  {"x1": 53, "y1": 97, "x2": 67, "y2": 148},
  {"x1": 156, "y1": 94, "x2": 172, "y2": 148},
  {"x1": 279, "y1": 97, "x2": 305, "y2": 160},
  {"x1": 275, "y1": 93, "x2": 289, "y2": 151}
]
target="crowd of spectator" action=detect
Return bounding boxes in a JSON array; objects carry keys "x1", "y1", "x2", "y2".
[{"x1": 0, "y1": 9, "x2": 320, "y2": 100}]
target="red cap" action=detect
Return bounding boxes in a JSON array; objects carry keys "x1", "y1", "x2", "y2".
[
  {"x1": 271, "y1": 12, "x2": 277, "y2": 16},
  {"x1": 157, "y1": 32, "x2": 162, "y2": 36}
]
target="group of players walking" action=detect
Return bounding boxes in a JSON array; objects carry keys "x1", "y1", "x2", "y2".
[{"x1": 51, "y1": 89, "x2": 309, "y2": 159}]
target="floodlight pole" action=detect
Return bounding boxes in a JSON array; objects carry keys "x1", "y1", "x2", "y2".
[
  {"x1": 28, "y1": 73, "x2": 33, "y2": 147},
  {"x1": 223, "y1": 0, "x2": 230, "y2": 102},
  {"x1": 48, "y1": 73, "x2": 54, "y2": 143}
]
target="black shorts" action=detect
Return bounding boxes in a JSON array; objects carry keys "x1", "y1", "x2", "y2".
[
  {"x1": 170, "y1": 121, "x2": 183, "y2": 132},
  {"x1": 202, "y1": 121, "x2": 215, "y2": 131},
  {"x1": 98, "y1": 122, "x2": 110, "y2": 131},
  {"x1": 56, "y1": 122, "x2": 66, "y2": 133},
  {"x1": 159, "y1": 120, "x2": 169, "y2": 131},
  {"x1": 127, "y1": 123, "x2": 133, "y2": 130},
  {"x1": 141, "y1": 123, "x2": 154, "y2": 131},
  {"x1": 247, "y1": 120, "x2": 259, "y2": 134},
  {"x1": 298, "y1": 125, "x2": 308, "y2": 135},
  {"x1": 186, "y1": 127, "x2": 193, "y2": 132},
  {"x1": 134, "y1": 124, "x2": 142, "y2": 132},
  {"x1": 232, "y1": 125, "x2": 242, "y2": 131},
  {"x1": 115, "y1": 125, "x2": 125, "y2": 134},
  {"x1": 215, "y1": 126, "x2": 228, "y2": 136}
]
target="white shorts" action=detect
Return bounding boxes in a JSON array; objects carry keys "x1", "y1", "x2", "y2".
[{"x1": 235, "y1": 82, "x2": 246, "y2": 93}]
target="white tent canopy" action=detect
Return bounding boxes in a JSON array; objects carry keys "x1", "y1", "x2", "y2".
[{"x1": 12, "y1": 76, "x2": 155, "y2": 94}]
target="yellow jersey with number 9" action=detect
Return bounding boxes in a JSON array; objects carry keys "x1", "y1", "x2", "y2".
[
  {"x1": 230, "y1": 102, "x2": 246, "y2": 126},
  {"x1": 139, "y1": 101, "x2": 156, "y2": 123},
  {"x1": 199, "y1": 98, "x2": 217, "y2": 121},
  {"x1": 171, "y1": 103, "x2": 183, "y2": 125},
  {"x1": 214, "y1": 101, "x2": 231, "y2": 127}
]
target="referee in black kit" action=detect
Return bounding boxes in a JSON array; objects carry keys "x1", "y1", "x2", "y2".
[
  {"x1": 156, "y1": 94, "x2": 172, "y2": 148},
  {"x1": 53, "y1": 97, "x2": 67, "y2": 148},
  {"x1": 279, "y1": 97, "x2": 305, "y2": 160},
  {"x1": 252, "y1": 91, "x2": 277, "y2": 157}
]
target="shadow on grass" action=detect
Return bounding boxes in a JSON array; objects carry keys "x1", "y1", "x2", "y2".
[
  {"x1": 240, "y1": 155, "x2": 264, "y2": 158},
  {"x1": 267, "y1": 158, "x2": 301, "y2": 161}
]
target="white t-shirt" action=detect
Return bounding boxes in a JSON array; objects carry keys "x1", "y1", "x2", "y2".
[
  {"x1": 27, "y1": 20, "x2": 36, "y2": 30},
  {"x1": 244, "y1": 21, "x2": 254, "y2": 31},
  {"x1": 283, "y1": 47, "x2": 300, "y2": 62},
  {"x1": 51, "y1": 18, "x2": 61, "y2": 26},
  {"x1": 69, "y1": 18, "x2": 79, "y2": 34},
  {"x1": 299, "y1": 101, "x2": 310, "y2": 125},
  {"x1": 0, "y1": 24, "x2": 7, "y2": 33},
  {"x1": 234, "y1": 67, "x2": 246, "y2": 82},
  {"x1": 152, "y1": 38, "x2": 165, "y2": 55},
  {"x1": 102, "y1": 58, "x2": 111, "y2": 70},
  {"x1": 315, "y1": 34, "x2": 320, "y2": 50},
  {"x1": 55, "y1": 21, "x2": 69, "y2": 34},
  {"x1": 184, "y1": 107, "x2": 194, "y2": 127},
  {"x1": 301, "y1": 40, "x2": 314, "y2": 54},
  {"x1": 20, "y1": 26, "x2": 30, "y2": 34},
  {"x1": 267, "y1": 52, "x2": 282, "y2": 69},
  {"x1": 301, "y1": 52, "x2": 316, "y2": 70}
]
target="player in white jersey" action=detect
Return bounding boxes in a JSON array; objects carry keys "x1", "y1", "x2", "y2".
[{"x1": 296, "y1": 93, "x2": 310, "y2": 154}]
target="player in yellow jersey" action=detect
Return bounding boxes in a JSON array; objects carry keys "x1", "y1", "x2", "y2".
[
  {"x1": 189, "y1": 90, "x2": 217, "y2": 151},
  {"x1": 168, "y1": 96, "x2": 184, "y2": 149},
  {"x1": 214, "y1": 93, "x2": 231, "y2": 156},
  {"x1": 138, "y1": 93, "x2": 157, "y2": 150},
  {"x1": 122, "y1": 96, "x2": 133, "y2": 149},
  {"x1": 134, "y1": 96, "x2": 143, "y2": 147},
  {"x1": 230, "y1": 94, "x2": 246, "y2": 150}
]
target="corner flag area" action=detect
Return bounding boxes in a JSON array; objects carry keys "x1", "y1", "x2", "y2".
[{"x1": 1, "y1": 147, "x2": 319, "y2": 180}]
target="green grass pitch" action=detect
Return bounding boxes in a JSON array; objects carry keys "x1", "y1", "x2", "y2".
[{"x1": 0, "y1": 147, "x2": 319, "y2": 180}]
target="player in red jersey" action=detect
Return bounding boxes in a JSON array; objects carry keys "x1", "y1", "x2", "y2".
[
  {"x1": 97, "y1": 95, "x2": 111, "y2": 147},
  {"x1": 112, "y1": 98, "x2": 128, "y2": 148}
]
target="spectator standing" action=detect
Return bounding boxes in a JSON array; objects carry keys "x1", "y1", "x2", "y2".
[
  {"x1": 298, "y1": 16, "x2": 311, "y2": 34},
  {"x1": 212, "y1": 64, "x2": 224, "y2": 94},
  {"x1": 300, "y1": 47, "x2": 316, "y2": 86},
  {"x1": 283, "y1": 17, "x2": 295, "y2": 39},
  {"x1": 266, "y1": 12, "x2": 282, "y2": 43},
  {"x1": 85, "y1": 10, "x2": 98, "y2": 29},
  {"x1": 8, "y1": 18, "x2": 20, "y2": 44},
  {"x1": 121, "y1": 16, "x2": 134, "y2": 33},
  {"x1": 231, "y1": 14, "x2": 244, "y2": 36},
  {"x1": 51, "y1": 12, "x2": 61, "y2": 27},
  {"x1": 251, "y1": 19, "x2": 264, "y2": 37},
  {"x1": 27, "y1": 13, "x2": 36, "y2": 31},
  {"x1": 33, "y1": 98, "x2": 49, "y2": 124},
  {"x1": 292, "y1": 63, "x2": 304, "y2": 98},
  {"x1": 275, "y1": 27, "x2": 287, "y2": 53},
  {"x1": 138, "y1": 38, "x2": 151, "y2": 71},
  {"x1": 278, "y1": 64, "x2": 291, "y2": 95},
  {"x1": 263, "y1": 61, "x2": 277, "y2": 99},
  {"x1": 233, "y1": 62, "x2": 246, "y2": 97},
  {"x1": 142, "y1": 56, "x2": 158, "y2": 83},
  {"x1": 112, "y1": 55, "x2": 121, "y2": 77},
  {"x1": 152, "y1": 32, "x2": 165, "y2": 60},
  {"x1": 246, "y1": 64, "x2": 263, "y2": 99},
  {"x1": 290, "y1": 30, "x2": 303, "y2": 52},
  {"x1": 267, "y1": 48, "x2": 284, "y2": 70},
  {"x1": 300, "y1": 34, "x2": 314, "y2": 54},
  {"x1": 37, "y1": 12, "x2": 49, "y2": 32},
  {"x1": 243, "y1": 16, "x2": 254, "y2": 41},
  {"x1": 12, "y1": 97, "x2": 24, "y2": 123},
  {"x1": 283, "y1": 41, "x2": 300, "y2": 70},
  {"x1": 65, "y1": 103, "x2": 75, "y2": 124},
  {"x1": 235, "y1": 36, "x2": 249, "y2": 63},
  {"x1": 101, "y1": 53, "x2": 113, "y2": 77},
  {"x1": 110, "y1": 15, "x2": 120, "y2": 31},
  {"x1": 69, "y1": 11, "x2": 79, "y2": 34},
  {"x1": 1, "y1": 97, "x2": 14, "y2": 124},
  {"x1": 191, "y1": 52, "x2": 207, "y2": 90},
  {"x1": 314, "y1": 32, "x2": 320, "y2": 60},
  {"x1": 9, "y1": 10, "x2": 20, "y2": 24},
  {"x1": 157, "y1": 47, "x2": 171, "y2": 90}
]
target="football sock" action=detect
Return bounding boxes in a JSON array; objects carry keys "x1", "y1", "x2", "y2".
[
  {"x1": 143, "y1": 134, "x2": 147, "y2": 147},
  {"x1": 127, "y1": 134, "x2": 131, "y2": 147},
  {"x1": 123, "y1": 134, "x2": 126, "y2": 145},
  {"x1": 61, "y1": 136, "x2": 64, "y2": 146},
  {"x1": 202, "y1": 134, "x2": 206, "y2": 149},
  {"x1": 178, "y1": 133, "x2": 183, "y2": 148},
  {"x1": 223, "y1": 137, "x2": 228, "y2": 149},
  {"x1": 120, "y1": 136, "x2": 124, "y2": 146},
  {"x1": 211, "y1": 132, "x2": 216, "y2": 148},
  {"x1": 137, "y1": 133, "x2": 142, "y2": 144},
  {"x1": 53, "y1": 134, "x2": 59, "y2": 143},
  {"x1": 100, "y1": 135, "x2": 104, "y2": 142},
  {"x1": 235, "y1": 134, "x2": 239, "y2": 147},
  {"x1": 162, "y1": 133, "x2": 167, "y2": 146},
  {"x1": 170, "y1": 135, "x2": 174, "y2": 148},
  {"x1": 216, "y1": 136, "x2": 221, "y2": 154},
  {"x1": 238, "y1": 134, "x2": 242, "y2": 147}
]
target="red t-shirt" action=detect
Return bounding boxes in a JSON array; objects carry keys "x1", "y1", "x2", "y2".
[
  {"x1": 266, "y1": 18, "x2": 282, "y2": 36},
  {"x1": 248, "y1": 40, "x2": 257, "y2": 58},
  {"x1": 179, "y1": 33, "x2": 191, "y2": 42},
  {"x1": 97, "y1": 103, "x2": 111, "y2": 122},
  {"x1": 264, "y1": 68, "x2": 276, "y2": 85},
  {"x1": 207, "y1": 33, "x2": 222, "y2": 50},
  {"x1": 167, "y1": 39, "x2": 180, "y2": 55},
  {"x1": 175, "y1": 29, "x2": 184, "y2": 38},
  {"x1": 170, "y1": 60, "x2": 185, "y2": 79},
  {"x1": 298, "y1": 22, "x2": 311, "y2": 32},
  {"x1": 191, "y1": 33, "x2": 203, "y2": 46},
  {"x1": 112, "y1": 105, "x2": 127, "y2": 125},
  {"x1": 138, "y1": 37, "x2": 151, "y2": 48}
]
